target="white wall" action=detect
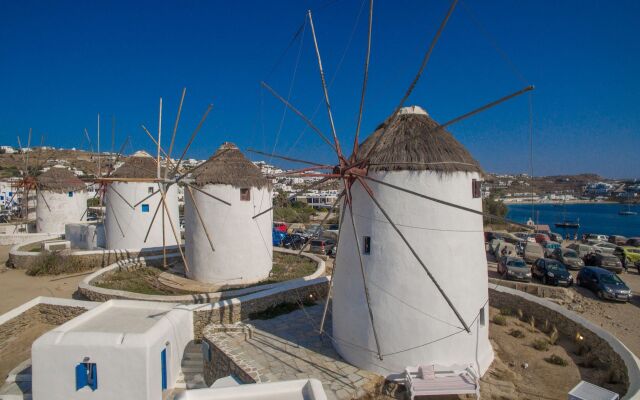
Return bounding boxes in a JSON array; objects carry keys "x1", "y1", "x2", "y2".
[
  {"x1": 36, "y1": 190, "x2": 88, "y2": 233},
  {"x1": 66, "y1": 222, "x2": 106, "y2": 250},
  {"x1": 184, "y1": 184, "x2": 272, "y2": 285},
  {"x1": 32, "y1": 300, "x2": 193, "y2": 400},
  {"x1": 105, "y1": 182, "x2": 179, "y2": 250},
  {"x1": 332, "y1": 170, "x2": 493, "y2": 376}
]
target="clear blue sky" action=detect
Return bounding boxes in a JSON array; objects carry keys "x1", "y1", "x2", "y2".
[{"x1": 1, "y1": 0, "x2": 638, "y2": 178}]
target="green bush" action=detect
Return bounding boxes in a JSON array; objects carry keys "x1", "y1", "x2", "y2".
[
  {"x1": 545, "y1": 354, "x2": 568, "y2": 366},
  {"x1": 492, "y1": 315, "x2": 507, "y2": 326},
  {"x1": 532, "y1": 339, "x2": 549, "y2": 351}
]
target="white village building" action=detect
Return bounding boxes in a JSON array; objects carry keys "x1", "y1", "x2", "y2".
[
  {"x1": 332, "y1": 106, "x2": 494, "y2": 376},
  {"x1": 32, "y1": 300, "x2": 192, "y2": 400},
  {"x1": 185, "y1": 142, "x2": 273, "y2": 286}
]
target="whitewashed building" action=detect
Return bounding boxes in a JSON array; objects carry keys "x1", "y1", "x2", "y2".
[
  {"x1": 332, "y1": 106, "x2": 494, "y2": 376},
  {"x1": 32, "y1": 300, "x2": 193, "y2": 400},
  {"x1": 35, "y1": 167, "x2": 88, "y2": 233},
  {"x1": 185, "y1": 143, "x2": 272, "y2": 286}
]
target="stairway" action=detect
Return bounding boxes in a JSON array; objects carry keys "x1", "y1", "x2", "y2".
[
  {"x1": 0, "y1": 359, "x2": 32, "y2": 400},
  {"x1": 174, "y1": 341, "x2": 207, "y2": 390}
]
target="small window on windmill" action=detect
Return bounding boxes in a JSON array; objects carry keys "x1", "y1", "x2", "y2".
[
  {"x1": 363, "y1": 236, "x2": 371, "y2": 255},
  {"x1": 68, "y1": 191, "x2": 74, "y2": 197},
  {"x1": 479, "y1": 306, "x2": 486, "y2": 326},
  {"x1": 240, "y1": 188, "x2": 250, "y2": 201},
  {"x1": 141, "y1": 204, "x2": 150, "y2": 213},
  {"x1": 148, "y1": 187, "x2": 154, "y2": 194},
  {"x1": 472, "y1": 179, "x2": 482, "y2": 199}
]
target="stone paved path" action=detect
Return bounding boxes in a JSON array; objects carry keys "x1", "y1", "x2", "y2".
[{"x1": 204, "y1": 305, "x2": 380, "y2": 400}]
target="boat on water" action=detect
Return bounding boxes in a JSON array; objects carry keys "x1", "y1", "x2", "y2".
[
  {"x1": 619, "y1": 204, "x2": 638, "y2": 216},
  {"x1": 555, "y1": 221, "x2": 580, "y2": 229}
]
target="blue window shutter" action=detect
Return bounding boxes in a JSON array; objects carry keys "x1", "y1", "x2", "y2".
[
  {"x1": 141, "y1": 204, "x2": 150, "y2": 213},
  {"x1": 161, "y1": 348, "x2": 167, "y2": 390},
  {"x1": 90, "y1": 363, "x2": 98, "y2": 390},
  {"x1": 68, "y1": 191, "x2": 74, "y2": 197},
  {"x1": 75, "y1": 363, "x2": 87, "y2": 390}
]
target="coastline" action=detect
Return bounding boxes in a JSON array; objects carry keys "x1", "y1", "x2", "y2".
[{"x1": 503, "y1": 200, "x2": 619, "y2": 205}]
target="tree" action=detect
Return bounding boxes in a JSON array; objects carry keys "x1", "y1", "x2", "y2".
[{"x1": 482, "y1": 196, "x2": 508, "y2": 226}]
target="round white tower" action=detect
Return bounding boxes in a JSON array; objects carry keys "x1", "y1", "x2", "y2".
[
  {"x1": 332, "y1": 106, "x2": 494, "y2": 376},
  {"x1": 35, "y1": 167, "x2": 88, "y2": 233},
  {"x1": 185, "y1": 142, "x2": 272, "y2": 286},
  {"x1": 105, "y1": 151, "x2": 179, "y2": 250}
]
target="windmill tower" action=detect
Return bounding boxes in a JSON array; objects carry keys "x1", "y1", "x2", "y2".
[
  {"x1": 251, "y1": 0, "x2": 535, "y2": 378},
  {"x1": 104, "y1": 151, "x2": 179, "y2": 250},
  {"x1": 185, "y1": 142, "x2": 272, "y2": 285},
  {"x1": 35, "y1": 167, "x2": 88, "y2": 233},
  {"x1": 331, "y1": 106, "x2": 493, "y2": 374}
]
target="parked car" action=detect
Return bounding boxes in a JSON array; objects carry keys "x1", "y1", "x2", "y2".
[
  {"x1": 523, "y1": 242, "x2": 545, "y2": 264},
  {"x1": 273, "y1": 222, "x2": 288, "y2": 233},
  {"x1": 583, "y1": 233, "x2": 608, "y2": 243},
  {"x1": 626, "y1": 237, "x2": 640, "y2": 247},
  {"x1": 592, "y1": 242, "x2": 617, "y2": 255},
  {"x1": 576, "y1": 266, "x2": 632, "y2": 302},
  {"x1": 550, "y1": 248, "x2": 585, "y2": 270},
  {"x1": 531, "y1": 258, "x2": 573, "y2": 287},
  {"x1": 567, "y1": 243, "x2": 594, "y2": 260},
  {"x1": 609, "y1": 235, "x2": 628, "y2": 246},
  {"x1": 549, "y1": 232, "x2": 564, "y2": 243},
  {"x1": 497, "y1": 256, "x2": 531, "y2": 281},
  {"x1": 614, "y1": 246, "x2": 640, "y2": 270},
  {"x1": 282, "y1": 233, "x2": 305, "y2": 250},
  {"x1": 534, "y1": 233, "x2": 550, "y2": 244},
  {"x1": 541, "y1": 241, "x2": 561, "y2": 257},
  {"x1": 584, "y1": 252, "x2": 624, "y2": 274},
  {"x1": 272, "y1": 229, "x2": 287, "y2": 246},
  {"x1": 309, "y1": 238, "x2": 336, "y2": 255}
]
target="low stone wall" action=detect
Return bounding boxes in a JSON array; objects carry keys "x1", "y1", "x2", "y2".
[
  {"x1": 488, "y1": 278, "x2": 575, "y2": 303},
  {"x1": 78, "y1": 248, "x2": 326, "y2": 304},
  {"x1": 490, "y1": 286, "x2": 639, "y2": 397},
  {"x1": 202, "y1": 324, "x2": 258, "y2": 385},
  {"x1": 8, "y1": 240, "x2": 181, "y2": 270},
  {"x1": 191, "y1": 277, "x2": 329, "y2": 339}
]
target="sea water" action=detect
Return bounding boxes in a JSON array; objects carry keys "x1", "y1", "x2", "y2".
[{"x1": 507, "y1": 203, "x2": 640, "y2": 237}]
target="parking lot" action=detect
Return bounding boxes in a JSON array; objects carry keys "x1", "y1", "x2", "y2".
[{"x1": 488, "y1": 257, "x2": 640, "y2": 356}]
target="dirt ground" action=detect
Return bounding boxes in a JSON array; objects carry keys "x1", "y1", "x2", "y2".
[
  {"x1": 488, "y1": 258, "x2": 640, "y2": 357},
  {"x1": 481, "y1": 307, "x2": 625, "y2": 399},
  {"x1": 0, "y1": 245, "x2": 94, "y2": 314},
  {"x1": 0, "y1": 320, "x2": 56, "y2": 380}
]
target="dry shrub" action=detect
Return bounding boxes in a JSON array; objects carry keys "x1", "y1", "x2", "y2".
[
  {"x1": 548, "y1": 326, "x2": 559, "y2": 345},
  {"x1": 500, "y1": 308, "x2": 514, "y2": 316},
  {"x1": 492, "y1": 315, "x2": 507, "y2": 326},
  {"x1": 608, "y1": 368, "x2": 624, "y2": 384},
  {"x1": 545, "y1": 354, "x2": 568, "y2": 366},
  {"x1": 516, "y1": 309, "x2": 524, "y2": 320},
  {"x1": 26, "y1": 252, "x2": 93, "y2": 276},
  {"x1": 532, "y1": 339, "x2": 549, "y2": 351},
  {"x1": 527, "y1": 315, "x2": 536, "y2": 329},
  {"x1": 509, "y1": 329, "x2": 525, "y2": 339}
]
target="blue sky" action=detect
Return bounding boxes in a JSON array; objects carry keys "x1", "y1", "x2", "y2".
[{"x1": 0, "y1": 0, "x2": 638, "y2": 178}]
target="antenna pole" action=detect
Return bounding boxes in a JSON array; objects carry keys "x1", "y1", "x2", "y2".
[
  {"x1": 158, "y1": 98, "x2": 163, "y2": 180},
  {"x1": 97, "y1": 113, "x2": 101, "y2": 178}
]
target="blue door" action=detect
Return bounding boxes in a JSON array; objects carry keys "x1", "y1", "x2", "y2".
[{"x1": 161, "y1": 348, "x2": 167, "y2": 390}]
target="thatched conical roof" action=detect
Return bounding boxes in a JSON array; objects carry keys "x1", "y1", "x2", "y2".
[
  {"x1": 36, "y1": 167, "x2": 86, "y2": 192},
  {"x1": 193, "y1": 143, "x2": 269, "y2": 188},
  {"x1": 357, "y1": 106, "x2": 483, "y2": 174},
  {"x1": 112, "y1": 151, "x2": 167, "y2": 179}
]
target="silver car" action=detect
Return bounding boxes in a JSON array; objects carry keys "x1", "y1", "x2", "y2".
[{"x1": 497, "y1": 256, "x2": 532, "y2": 281}]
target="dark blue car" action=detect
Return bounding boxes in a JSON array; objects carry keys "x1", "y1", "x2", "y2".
[
  {"x1": 531, "y1": 258, "x2": 573, "y2": 287},
  {"x1": 577, "y1": 266, "x2": 632, "y2": 302}
]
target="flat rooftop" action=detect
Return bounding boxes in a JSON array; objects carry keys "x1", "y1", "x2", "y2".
[{"x1": 68, "y1": 302, "x2": 173, "y2": 334}]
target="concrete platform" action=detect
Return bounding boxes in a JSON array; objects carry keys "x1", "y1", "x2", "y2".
[{"x1": 202, "y1": 305, "x2": 380, "y2": 400}]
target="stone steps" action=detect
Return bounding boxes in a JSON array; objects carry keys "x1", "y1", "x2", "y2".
[{"x1": 174, "y1": 342, "x2": 207, "y2": 390}]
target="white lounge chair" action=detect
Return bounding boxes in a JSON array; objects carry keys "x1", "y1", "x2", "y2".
[{"x1": 404, "y1": 364, "x2": 479, "y2": 399}]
